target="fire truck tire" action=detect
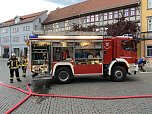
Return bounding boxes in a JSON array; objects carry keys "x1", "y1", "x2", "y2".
[
  {"x1": 111, "y1": 66, "x2": 127, "y2": 82},
  {"x1": 55, "y1": 67, "x2": 72, "y2": 84}
]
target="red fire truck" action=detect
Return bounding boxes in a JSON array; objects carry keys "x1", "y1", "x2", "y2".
[{"x1": 29, "y1": 35, "x2": 138, "y2": 83}]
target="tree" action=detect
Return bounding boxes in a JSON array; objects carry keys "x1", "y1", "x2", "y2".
[{"x1": 106, "y1": 17, "x2": 139, "y2": 38}]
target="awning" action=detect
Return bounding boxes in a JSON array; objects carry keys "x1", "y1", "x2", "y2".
[{"x1": 2, "y1": 45, "x2": 10, "y2": 48}]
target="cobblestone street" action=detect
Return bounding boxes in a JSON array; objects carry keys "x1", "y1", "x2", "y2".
[{"x1": 0, "y1": 59, "x2": 152, "y2": 114}]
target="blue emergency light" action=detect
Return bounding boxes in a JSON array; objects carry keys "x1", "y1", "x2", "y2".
[{"x1": 29, "y1": 34, "x2": 38, "y2": 38}]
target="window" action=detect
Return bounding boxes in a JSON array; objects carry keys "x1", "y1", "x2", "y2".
[
  {"x1": 2, "y1": 29, "x2": 5, "y2": 33},
  {"x1": 12, "y1": 28, "x2": 14, "y2": 32},
  {"x1": 82, "y1": 17, "x2": 86, "y2": 23},
  {"x1": 28, "y1": 26, "x2": 30, "y2": 30},
  {"x1": 147, "y1": 45, "x2": 152, "y2": 57},
  {"x1": 48, "y1": 24, "x2": 53, "y2": 30},
  {"x1": 23, "y1": 27, "x2": 25, "y2": 31},
  {"x1": 17, "y1": 28, "x2": 19, "y2": 32},
  {"x1": 114, "y1": 11, "x2": 118, "y2": 19},
  {"x1": 121, "y1": 40, "x2": 135, "y2": 51},
  {"x1": 15, "y1": 17, "x2": 20, "y2": 24},
  {"x1": 23, "y1": 26, "x2": 30, "y2": 31},
  {"x1": 2, "y1": 29, "x2": 8, "y2": 34},
  {"x1": 124, "y1": 9, "x2": 129, "y2": 17},
  {"x1": 119, "y1": 10, "x2": 123, "y2": 18},
  {"x1": 56, "y1": 23, "x2": 59, "y2": 28},
  {"x1": 148, "y1": 19, "x2": 152, "y2": 31},
  {"x1": 65, "y1": 21, "x2": 69, "y2": 29},
  {"x1": 13, "y1": 36, "x2": 19, "y2": 42},
  {"x1": 59, "y1": 22, "x2": 65, "y2": 28},
  {"x1": 130, "y1": 8, "x2": 135, "y2": 16},
  {"x1": 3, "y1": 37, "x2": 9, "y2": 42},
  {"x1": 91, "y1": 15, "x2": 95, "y2": 22},
  {"x1": 148, "y1": 0, "x2": 152, "y2": 9},
  {"x1": 95, "y1": 14, "x2": 99, "y2": 21},
  {"x1": 35, "y1": 25, "x2": 37, "y2": 30},
  {"x1": 104, "y1": 13, "x2": 107, "y2": 20},
  {"x1": 99, "y1": 14, "x2": 103, "y2": 21},
  {"x1": 87, "y1": 16, "x2": 90, "y2": 23},
  {"x1": 12, "y1": 28, "x2": 19, "y2": 32},
  {"x1": 108, "y1": 12, "x2": 113, "y2": 20},
  {"x1": 39, "y1": 18, "x2": 41, "y2": 23},
  {"x1": 78, "y1": 18, "x2": 82, "y2": 25}
]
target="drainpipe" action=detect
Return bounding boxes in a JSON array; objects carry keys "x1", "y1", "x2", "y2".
[{"x1": 10, "y1": 26, "x2": 12, "y2": 57}]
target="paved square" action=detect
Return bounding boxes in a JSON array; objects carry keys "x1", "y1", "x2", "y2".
[{"x1": 0, "y1": 59, "x2": 152, "y2": 114}]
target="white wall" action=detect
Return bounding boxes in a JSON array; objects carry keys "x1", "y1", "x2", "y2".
[
  {"x1": 33, "y1": 11, "x2": 48, "y2": 31},
  {"x1": 0, "y1": 11, "x2": 48, "y2": 57},
  {"x1": 0, "y1": 26, "x2": 10, "y2": 57}
]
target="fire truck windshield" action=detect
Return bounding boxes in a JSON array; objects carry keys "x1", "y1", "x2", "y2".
[{"x1": 121, "y1": 40, "x2": 136, "y2": 52}]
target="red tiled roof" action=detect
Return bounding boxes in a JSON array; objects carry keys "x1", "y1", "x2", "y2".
[
  {"x1": 43, "y1": 0, "x2": 139, "y2": 24},
  {"x1": 0, "y1": 10, "x2": 47, "y2": 27}
]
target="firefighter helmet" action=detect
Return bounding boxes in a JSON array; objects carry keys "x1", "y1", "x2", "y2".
[{"x1": 11, "y1": 53, "x2": 16, "y2": 57}]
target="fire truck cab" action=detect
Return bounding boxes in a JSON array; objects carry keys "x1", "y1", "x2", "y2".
[{"x1": 29, "y1": 35, "x2": 138, "y2": 83}]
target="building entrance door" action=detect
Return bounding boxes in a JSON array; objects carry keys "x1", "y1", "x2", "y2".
[
  {"x1": 4, "y1": 48, "x2": 9, "y2": 58},
  {"x1": 14, "y1": 48, "x2": 20, "y2": 57}
]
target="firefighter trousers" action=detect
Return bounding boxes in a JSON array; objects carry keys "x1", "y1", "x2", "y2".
[
  {"x1": 22, "y1": 66, "x2": 27, "y2": 76},
  {"x1": 10, "y1": 68, "x2": 20, "y2": 81}
]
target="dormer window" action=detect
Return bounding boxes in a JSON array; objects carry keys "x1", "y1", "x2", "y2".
[{"x1": 15, "y1": 16, "x2": 20, "y2": 24}]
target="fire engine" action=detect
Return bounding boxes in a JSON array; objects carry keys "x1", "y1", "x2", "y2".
[{"x1": 29, "y1": 35, "x2": 138, "y2": 83}]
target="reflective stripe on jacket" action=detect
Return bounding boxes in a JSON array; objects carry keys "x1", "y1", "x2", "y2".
[
  {"x1": 7, "y1": 58, "x2": 19, "y2": 69},
  {"x1": 20, "y1": 59, "x2": 28, "y2": 66}
]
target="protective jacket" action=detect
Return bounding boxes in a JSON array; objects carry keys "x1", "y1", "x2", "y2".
[
  {"x1": 7, "y1": 58, "x2": 20, "y2": 69},
  {"x1": 20, "y1": 58, "x2": 28, "y2": 66}
]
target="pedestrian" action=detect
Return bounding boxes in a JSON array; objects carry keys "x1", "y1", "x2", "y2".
[
  {"x1": 20, "y1": 56, "x2": 28, "y2": 77},
  {"x1": 7, "y1": 53, "x2": 21, "y2": 83}
]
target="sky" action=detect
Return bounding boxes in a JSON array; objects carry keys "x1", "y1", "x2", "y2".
[
  {"x1": 46, "y1": 0, "x2": 85, "y2": 6},
  {"x1": 0, "y1": 0, "x2": 85, "y2": 23}
]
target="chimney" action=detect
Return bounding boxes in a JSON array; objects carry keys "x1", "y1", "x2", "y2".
[{"x1": 56, "y1": 7, "x2": 60, "y2": 10}]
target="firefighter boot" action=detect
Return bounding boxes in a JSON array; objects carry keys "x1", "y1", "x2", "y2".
[
  {"x1": 22, "y1": 73, "x2": 26, "y2": 78},
  {"x1": 17, "y1": 78, "x2": 22, "y2": 82},
  {"x1": 10, "y1": 79, "x2": 13, "y2": 83}
]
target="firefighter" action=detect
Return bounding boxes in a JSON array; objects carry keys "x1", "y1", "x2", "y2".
[
  {"x1": 20, "y1": 56, "x2": 28, "y2": 77},
  {"x1": 137, "y1": 57, "x2": 147, "y2": 72},
  {"x1": 7, "y1": 53, "x2": 21, "y2": 83}
]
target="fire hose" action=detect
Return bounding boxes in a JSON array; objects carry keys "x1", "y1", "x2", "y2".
[{"x1": 0, "y1": 82, "x2": 152, "y2": 114}]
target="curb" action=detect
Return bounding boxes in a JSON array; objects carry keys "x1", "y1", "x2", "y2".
[{"x1": 139, "y1": 72, "x2": 152, "y2": 74}]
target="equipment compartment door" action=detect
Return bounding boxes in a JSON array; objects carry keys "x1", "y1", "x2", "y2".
[
  {"x1": 74, "y1": 64, "x2": 102, "y2": 74},
  {"x1": 74, "y1": 40, "x2": 103, "y2": 75}
]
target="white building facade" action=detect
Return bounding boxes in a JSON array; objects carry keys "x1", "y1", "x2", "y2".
[{"x1": 0, "y1": 11, "x2": 47, "y2": 58}]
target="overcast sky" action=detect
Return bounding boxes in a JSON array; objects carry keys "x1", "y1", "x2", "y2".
[
  {"x1": 0, "y1": 0, "x2": 85, "y2": 23},
  {"x1": 46, "y1": 0, "x2": 85, "y2": 6}
]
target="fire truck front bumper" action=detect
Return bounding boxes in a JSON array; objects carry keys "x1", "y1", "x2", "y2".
[{"x1": 128, "y1": 64, "x2": 138, "y2": 75}]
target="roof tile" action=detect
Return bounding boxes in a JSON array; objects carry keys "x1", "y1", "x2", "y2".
[
  {"x1": 43, "y1": 0, "x2": 139, "y2": 24},
  {"x1": 0, "y1": 10, "x2": 47, "y2": 27}
]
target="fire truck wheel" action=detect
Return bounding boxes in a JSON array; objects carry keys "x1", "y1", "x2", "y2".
[
  {"x1": 55, "y1": 67, "x2": 72, "y2": 84},
  {"x1": 111, "y1": 66, "x2": 127, "y2": 82}
]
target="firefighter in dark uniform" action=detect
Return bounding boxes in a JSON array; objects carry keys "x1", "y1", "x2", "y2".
[
  {"x1": 20, "y1": 56, "x2": 28, "y2": 77},
  {"x1": 7, "y1": 53, "x2": 21, "y2": 83}
]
